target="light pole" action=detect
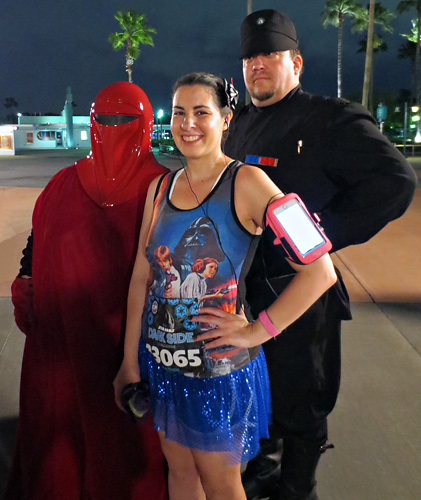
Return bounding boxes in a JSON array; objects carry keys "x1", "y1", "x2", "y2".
[
  {"x1": 403, "y1": 102, "x2": 408, "y2": 156},
  {"x1": 17, "y1": 113, "x2": 22, "y2": 125},
  {"x1": 157, "y1": 109, "x2": 164, "y2": 140},
  {"x1": 412, "y1": 106, "x2": 421, "y2": 143}
]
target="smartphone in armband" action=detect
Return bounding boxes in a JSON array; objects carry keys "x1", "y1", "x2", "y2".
[{"x1": 265, "y1": 193, "x2": 332, "y2": 265}]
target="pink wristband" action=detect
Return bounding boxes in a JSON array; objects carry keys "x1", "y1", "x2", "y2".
[{"x1": 258, "y1": 310, "x2": 280, "y2": 338}]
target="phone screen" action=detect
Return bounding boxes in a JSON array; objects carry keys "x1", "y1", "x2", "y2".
[{"x1": 273, "y1": 201, "x2": 325, "y2": 256}]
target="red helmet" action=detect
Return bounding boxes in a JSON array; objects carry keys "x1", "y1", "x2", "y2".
[{"x1": 77, "y1": 82, "x2": 161, "y2": 206}]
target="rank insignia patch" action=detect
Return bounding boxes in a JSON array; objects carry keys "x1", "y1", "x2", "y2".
[{"x1": 245, "y1": 155, "x2": 278, "y2": 167}]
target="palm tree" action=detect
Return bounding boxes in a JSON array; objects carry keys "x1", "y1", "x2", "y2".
[
  {"x1": 357, "y1": 35, "x2": 388, "y2": 112},
  {"x1": 358, "y1": 35, "x2": 388, "y2": 55},
  {"x1": 352, "y1": 3, "x2": 394, "y2": 35},
  {"x1": 245, "y1": 0, "x2": 253, "y2": 104},
  {"x1": 397, "y1": 1, "x2": 421, "y2": 109},
  {"x1": 352, "y1": 2, "x2": 394, "y2": 107},
  {"x1": 321, "y1": 0, "x2": 366, "y2": 98},
  {"x1": 399, "y1": 38, "x2": 417, "y2": 97},
  {"x1": 109, "y1": 10, "x2": 156, "y2": 83},
  {"x1": 361, "y1": 0, "x2": 376, "y2": 108},
  {"x1": 4, "y1": 97, "x2": 18, "y2": 109},
  {"x1": 398, "y1": 38, "x2": 417, "y2": 61}
]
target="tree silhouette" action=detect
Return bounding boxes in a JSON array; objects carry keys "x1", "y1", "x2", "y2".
[
  {"x1": 398, "y1": 38, "x2": 417, "y2": 62},
  {"x1": 352, "y1": 2, "x2": 394, "y2": 108},
  {"x1": 109, "y1": 10, "x2": 156, "y2": 83},
  {"x1": 357, "y1": 35, "x2": 388, "y2": 112},
  {"x1": 399, "y1": 36, "x2": 418, "y2": 103},
  {"x1": 321, "y1": 0, "x2": 366, "y2": 97},
  {"x1": 4, "y1": 97, "x2": 18, "y2": 123},
  {"x1": 397, "y1": 1, "x2": 421, "y2": 108}
]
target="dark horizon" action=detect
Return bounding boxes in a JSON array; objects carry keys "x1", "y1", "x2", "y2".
[{"x1": 1, "y1": 0, "x2": 415, "y2": 118}]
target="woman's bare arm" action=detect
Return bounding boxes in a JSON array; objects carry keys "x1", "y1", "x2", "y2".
[
  {"x1": 196, "y1": 166, "x2": 337, "y2": 348},
  {"x1": 113, "y1": 176, "x2": 161, "y2": 409}
]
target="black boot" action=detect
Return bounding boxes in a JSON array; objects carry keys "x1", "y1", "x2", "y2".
[
  {"x1": 242, "y1": 437, "x2": 283, "y2": 500},
  {"x1": 268, "y1": 437, "x2": 334, "y2": 500}
]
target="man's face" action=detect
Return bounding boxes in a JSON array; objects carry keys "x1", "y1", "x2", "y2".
[{"x1": 242, "y1": 51, "x2": 302, "y2": 107}]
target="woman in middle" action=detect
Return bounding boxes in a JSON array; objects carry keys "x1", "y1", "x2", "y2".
[{"x1": 114, "y1": 72, "x2": 337, "y2": 500}]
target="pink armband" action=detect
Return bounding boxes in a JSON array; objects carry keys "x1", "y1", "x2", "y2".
[{"x1": 258, "y1": 310, "x2": 280, "y2": 338}]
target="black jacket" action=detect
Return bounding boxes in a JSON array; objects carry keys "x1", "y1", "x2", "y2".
[
  {"x1": 224, "y1": 86, "x2": 417, "y2": 253},
  {"x1": 224, "y1": 86, "x2": 417, "y2": 426}
]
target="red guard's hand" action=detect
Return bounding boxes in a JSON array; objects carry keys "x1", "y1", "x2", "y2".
[{"x1": 11, "y1": 276, "x2": 36, "y2": 335}]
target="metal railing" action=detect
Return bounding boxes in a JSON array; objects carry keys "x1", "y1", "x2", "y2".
[{"x1": 394, "y1": 144, "x2": 421, "y2": 157}]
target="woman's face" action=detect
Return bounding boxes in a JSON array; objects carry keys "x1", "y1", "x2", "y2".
[
  {"x1": 171, "y1": 84, "x2": 226, "y2": 160},
  {"x1": 202, "y1": 262, "x2": 218, "y2": 279}
]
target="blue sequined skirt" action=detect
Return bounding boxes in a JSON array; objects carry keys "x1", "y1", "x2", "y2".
[{"x1": 139, "y1": 339, "x2": 271, "y2": 464}]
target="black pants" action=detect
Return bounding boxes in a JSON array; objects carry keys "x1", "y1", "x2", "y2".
[
  {"x1": 244, "y1": 258, "x2": 351, "y2": 443},
  {"x1": 262, "y1": 302, "x2": 341, "y2": 443},
  {"x1": 241, "y1": 236, "x2": 351, "y2": 498}
]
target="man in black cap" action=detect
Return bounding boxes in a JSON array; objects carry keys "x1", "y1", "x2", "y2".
[{"x1": 224, "y1": 9, "x2": 417, "y2": 500}]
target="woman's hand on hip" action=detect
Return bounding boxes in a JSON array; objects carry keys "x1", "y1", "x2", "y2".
[{"x1": 194, "y1": 307, "x2": 271, "y2": 348}]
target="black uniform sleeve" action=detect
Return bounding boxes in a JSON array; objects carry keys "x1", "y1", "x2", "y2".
[
  {"x1": 18, "y1": 230, "x2": 33, "y2": 277},
  {"x1": 320, "y1": 102, "x2": 417, "y2": 251}
]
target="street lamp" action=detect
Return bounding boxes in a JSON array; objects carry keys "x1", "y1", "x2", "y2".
[
  {"x1": 157, "y1": 109, "x2": 164, "y2": 140},
  {"x1": 17, "y1": 113, "x2": 22, "y2": 125}
]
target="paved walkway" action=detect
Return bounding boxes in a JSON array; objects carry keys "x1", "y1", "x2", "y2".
[{"x1": 0, "y1": 150, "x2": 420, "y2": 499}]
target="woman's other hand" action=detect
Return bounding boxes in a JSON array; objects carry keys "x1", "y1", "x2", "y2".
[{"x1": 113, "y1": 362, "x2": 141, "y2": 412}]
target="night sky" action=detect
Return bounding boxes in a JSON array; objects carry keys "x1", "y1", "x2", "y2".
[{"x1": 1, "y1": 0, "x2": 414, "y2": 119}]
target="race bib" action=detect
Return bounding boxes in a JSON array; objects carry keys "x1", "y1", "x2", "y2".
[
  {"x1": 144, "y1": 295, "x2": 209, "y2": 374},
  {"x1": 143, "y1": 295, "x2": 252, "y2": 377}
]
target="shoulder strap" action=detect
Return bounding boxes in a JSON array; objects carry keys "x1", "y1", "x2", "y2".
[
  {"x1": 153, "y1": 172, "x2": 170, "y2": 201},
  {"x1": 230, "y1": 159, "x2": 245, "y2": 170},
  {"x1": 147, "y1": 172, "x2": 171, "y2": 245}
]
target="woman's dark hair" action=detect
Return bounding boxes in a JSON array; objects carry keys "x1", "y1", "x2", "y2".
[{"x1": 172, "y1": 72, "x2": 236, "y2": 118}]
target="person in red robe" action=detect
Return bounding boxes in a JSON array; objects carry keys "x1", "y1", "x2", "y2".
[{"x1": 5, "y1": 82, "x2": 169, "y2": 500}]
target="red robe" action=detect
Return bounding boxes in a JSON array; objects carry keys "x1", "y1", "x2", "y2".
[{"x1": 5, "y1": 164, "x2": 168, "y2": 499}]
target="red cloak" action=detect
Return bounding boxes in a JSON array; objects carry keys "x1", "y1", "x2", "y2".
[
  {"x1": 6, "y1": 81, "x2": 169, "y2": 499},
  {"x1": 6, "y1": 165, "x2": 167, "y2": 499}
]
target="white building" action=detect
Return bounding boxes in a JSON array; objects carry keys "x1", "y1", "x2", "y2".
[
  {"x1": 0, "y1": 86, "x2": 171, "y2": 156},
  {"x1": 0, "y1": 87, "x2": 90, "y2": 156}
]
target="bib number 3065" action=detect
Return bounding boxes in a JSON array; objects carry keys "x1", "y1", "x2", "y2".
[{"x1": 145, "y1": 343, "x2": 202, "y2": 369}]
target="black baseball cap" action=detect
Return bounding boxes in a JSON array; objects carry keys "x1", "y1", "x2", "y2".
[{"x1": 240, "y1": 9, "x2": 299, "y2": 59}]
